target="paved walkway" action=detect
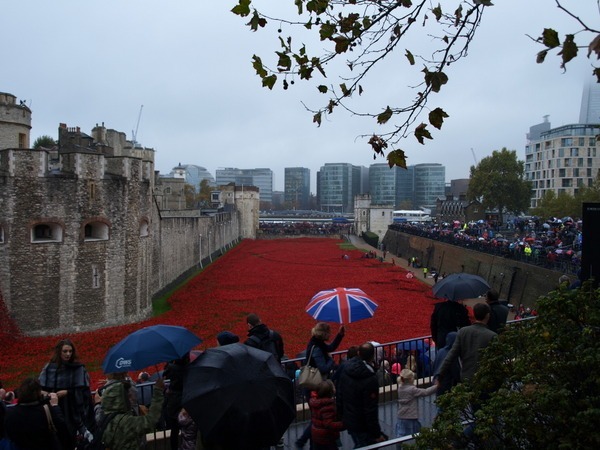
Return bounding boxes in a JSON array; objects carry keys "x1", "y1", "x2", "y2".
[{"x1": 347, "y1": 234, "x2": 509, "y2": 312}]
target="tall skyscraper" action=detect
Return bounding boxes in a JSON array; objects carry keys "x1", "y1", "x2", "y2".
[
  {"x1": 579, "y1": 78, "x2": 600, "y2": 124},
  {"x1": 215, "y1": 168, "x2": 273, "y2": 203},
  {"x1": 284, "y1": 167, "x2": 310, "y2": 209},
  {"x1": 317, "y1": 163, "x2": 366, "y2": 213}
]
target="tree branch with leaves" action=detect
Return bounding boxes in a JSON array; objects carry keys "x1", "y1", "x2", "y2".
[{"x1": 232, "y1": 0, "x2": 492, "y2": 168}]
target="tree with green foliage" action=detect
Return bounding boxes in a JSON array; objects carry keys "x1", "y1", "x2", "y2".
[
  {"x1": 467, "y1": 148, "x2": 531, "y2": 225},
  {"x1": 232, "y1": 0, "x2": 599, "y2": 167},
  {"x1": 197, "y1": 179, "x2": 212, "y2": 208},
  {"x1": 414, "y1": 281, "x2": 600, "y2": 449},
  {"x1": 32, "y1": 135, "x2": 56, "y2": 149}
]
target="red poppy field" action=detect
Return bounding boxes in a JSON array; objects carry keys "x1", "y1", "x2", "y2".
[{"x1": 0, "y1": 238, "x2": 436, "y2": 389}]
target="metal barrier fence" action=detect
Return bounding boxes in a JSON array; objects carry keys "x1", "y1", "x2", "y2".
[{"x1": 138, "y1": 319, "x2": 533, "y2": 448}]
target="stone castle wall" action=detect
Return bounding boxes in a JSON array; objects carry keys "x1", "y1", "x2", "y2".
[
  {"x1": 0, "y1": 148, "x2": 241, "y2": 335},
  {"x1": 382, "y1": 229, "x2": 561, "y2": 307}
]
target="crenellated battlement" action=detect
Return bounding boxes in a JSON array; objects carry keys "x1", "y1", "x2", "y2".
[{"x1": 0, "y1": 92, "x2": 246, "y2": 336}]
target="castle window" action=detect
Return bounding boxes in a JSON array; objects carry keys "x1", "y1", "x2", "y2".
[
  {"x1": 92, "y1": 265, "x2": 100, "y2": 289},
  {"x1": 140, "y1": 219, "x2": 149, "y2": 237},
  {"x1": 89, "y1": 181, "x2": 96, "y2": 200},
  {"x1": 83, "y1": 221, "x2": 109, "y2": 242},
  {"x1": 31, "y1": 223, "x2": 63, "y2": 243},
  {"x1": 19, "y1": 133, "x2": 26, "y2": 148},
  {"x1": 0, "y1": 226, "x2": 4, "y2": 243},
  {"x1": 164, "y1": 187, "x2": 172, "y2": 194}
]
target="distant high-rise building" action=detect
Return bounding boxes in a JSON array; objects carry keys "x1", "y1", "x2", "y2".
[
  {"x1": 413, "y1": 163, "x2": 446, "y2": 209},
  {"x1": 284, "y1": 167, "x2": 310, "y2": 209},
  {"x1": 368, "y1": 164, "x2": 419, "y2": 208},
  {"x1": 525, "y1": 123, "x2": 600, "y2": 208},
  {"x1": 215, "y1": 167, "x2": 273, "y2": 203},
  {"x1": 317, "y1": 163, "x2": 366, "y2": 213},
  {"x1": 579, "y1": 79, "x2": 600, "y2": 124},
  {"x1": 170, "y1": 164, "x2": 215, "y2": 188}
]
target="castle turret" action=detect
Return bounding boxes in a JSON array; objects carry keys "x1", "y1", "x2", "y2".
[{"x1": 0, "y1": 92, "x2": 32, "y2": 150}]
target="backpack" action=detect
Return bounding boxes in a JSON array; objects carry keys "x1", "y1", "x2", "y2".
[
  {"x1": 83, "y1": 411, "x2": 118, "y2": 450},
  {"x1": 248, "y1": 329, "x2": 281, "y2": 361}
]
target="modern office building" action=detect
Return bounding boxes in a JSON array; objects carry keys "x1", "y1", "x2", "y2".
[
  {"x1": 525, "y1": 122, "x2": 600, "y2": 207},
  {"x1": 413, "y1": 163, "x2": 446, "y2": 209},
  {"x1": 368, "y1": 164, "x2": 420, "y2": 208},
  {"x1": 369, "y1": 164, "x2": 398, "y2": 206},
  {"x1": 284, "y1": 167, "x2": 310, "y2": 209},
  {"x1": 317, "y1": 163, "x2": 365, "y2": 213},
  {"x1": 169, "y1": 164, "x2": 215, "y2": 187},
  {"x1": 215, "y1": 167, "x2": 273, "y2": 203}
]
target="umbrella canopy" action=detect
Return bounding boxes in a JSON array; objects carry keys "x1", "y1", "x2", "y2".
[
  {"x1": 398, "y1": 339, "x2": 430, "y2": 352},
  {"x1": 182, "y1": 344, "x2": 294, "y2": 450},
  {"x1": 432, "y1": 273, "x2": 490, "y2": 301},
  {"x1": 102, "y1": 325, "x2": 202, "y2": 373},
  {"x1": 306, "y1": 287, "x2": 378, "y2": 323}
]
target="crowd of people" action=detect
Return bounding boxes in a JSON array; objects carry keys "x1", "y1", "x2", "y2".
[
  {"x1": 390, "y1": 216, "x2": 582, "y2": 274},
  {"x1": 259, "y1": 222, "x2": 352, "y2": 236},
  {"x1": 0, "y1": 292, "x2": 512, "y2": 450}
]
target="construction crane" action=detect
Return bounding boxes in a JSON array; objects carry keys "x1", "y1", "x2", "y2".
[
  {"x1": 131, "y1": 105, "x2": 144, "y2": 148},
  {"x1": 471, "y1": 147, "x2": 478, "y2": 165}
]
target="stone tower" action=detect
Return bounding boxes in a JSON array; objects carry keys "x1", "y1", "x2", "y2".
[{"x1": 0, "y1": 92, "x2": 32, "y2": 150}]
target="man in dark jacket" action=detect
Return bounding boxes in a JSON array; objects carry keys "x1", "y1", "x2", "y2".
[
  {"x1": 336, "y1": 342, "x2": 386, "y2": 448},
  {"x1": 244, "y1": 313, "x2": 284, "y2": 363},
  {"x1": 430, "y1": 299, "x2": 471, "y2": 348},
  {"x1": 485, "y1": 290, "x2": 509, "y2": 333}
]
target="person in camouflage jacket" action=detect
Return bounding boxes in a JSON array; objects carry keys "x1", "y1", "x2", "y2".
[{"x1": 98, "y1": 376, "x2": 164, "y2": 450}]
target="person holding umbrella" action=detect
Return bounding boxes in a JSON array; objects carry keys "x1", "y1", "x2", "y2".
[
  {"x1": 97, "y1": 374, "x2": 166, "y2": 450},
  {"x1": 295, "y1": 322, "x2": 345, "y2": 449}
]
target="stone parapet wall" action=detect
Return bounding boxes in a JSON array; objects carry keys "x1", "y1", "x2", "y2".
[{"x1": 383, "y1": 229, "x2": 560, "y2": 306}]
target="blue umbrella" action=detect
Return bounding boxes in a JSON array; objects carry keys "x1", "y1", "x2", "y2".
[
  {"x1": 102, "y1": 324, "x2": 202, "y2": 373},
  {"x1": 398, "y1": 339, "x2": 430, "y2": 352},
  {"x1": 305, "y1": 287, "x2": 378, "y2": 323},
  {"x1": 432, "y1": 273, "x2": 490, "y2": 301}
]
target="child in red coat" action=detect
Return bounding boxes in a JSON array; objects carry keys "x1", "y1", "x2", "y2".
[{"x1": 309, "y1": 380, "x2": 345, "y2": 450}]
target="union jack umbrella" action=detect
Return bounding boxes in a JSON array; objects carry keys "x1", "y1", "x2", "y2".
[{"x1": 306, "y1": 287, "x2": 379, "y2": 324}]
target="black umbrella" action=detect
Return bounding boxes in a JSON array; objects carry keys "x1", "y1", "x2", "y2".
[
  {"x1": 432, "y1": 273, "x2": 490, "y2": 301},
  {"x1": 182, "y1": 344, "x2": 295, "y2": 450}
]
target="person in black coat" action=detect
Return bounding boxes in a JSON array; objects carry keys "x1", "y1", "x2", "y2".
[
  {"x1": 336, "y1": 342, "x2": 387, "y2": 448},
  {"x1": 163, "y1": 355, "x2": 189, "y2": 450},
  {"x1": 5, "y1": 377, "x2": 71, "y2": 450},
  {"x1": 430, "y1": 299, "x2": 471, "y2": 348},
  {"x1": 485, "y1": 290, "x2": 509, "y2": 333}
]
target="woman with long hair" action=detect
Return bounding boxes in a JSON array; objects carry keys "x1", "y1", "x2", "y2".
[{"x1": 39, "y1": 339, "x2": 95, "y2": 448}]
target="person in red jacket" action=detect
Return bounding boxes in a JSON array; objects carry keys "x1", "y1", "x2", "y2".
[{"x1": 309, "y1": 380, "x2": 345, "y2": 450}]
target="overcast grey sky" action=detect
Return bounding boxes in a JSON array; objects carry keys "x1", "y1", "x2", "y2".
[{"x1": 2, "y1": 0, "x2": 596, "y2": 192}]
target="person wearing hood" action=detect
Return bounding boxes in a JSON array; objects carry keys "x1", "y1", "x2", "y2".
[
  {"x1": 96, "y1": 375, "x2": 165, "y2": 450},
  {"x1": 336, "y1": 342, "x2": 387, "y2": 448},
  {"x1": 39, "y1": 338, "x2": 95, "y2": 447},
  {"x1": 432, "y1": 332, "x2": 460, "y2": 397}
]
